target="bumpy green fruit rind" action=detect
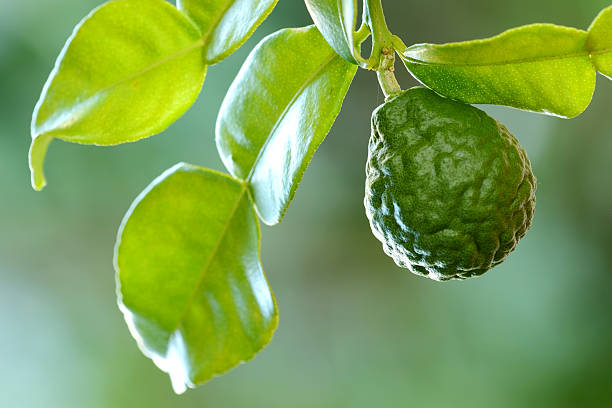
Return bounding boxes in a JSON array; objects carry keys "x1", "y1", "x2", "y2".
[{"x1": 365, "y1": 87, "x2": 536, "y2": 281}]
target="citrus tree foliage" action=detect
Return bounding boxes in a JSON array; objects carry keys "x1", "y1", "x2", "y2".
[
  {"x1": 116, "y1": 164, "x2": 277, "y2": 393},
  {"x1": 29, "y1": 0, "x2": 612, "y2": 393},
  {"x1": 216, "y1": 26, "x2": 357, "y2": 225}
]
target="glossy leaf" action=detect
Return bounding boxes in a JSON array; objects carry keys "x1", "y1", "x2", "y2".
[
  {"x1": 176, "y1": 0, "x2": 278, "y2": 63},
  {"x1": 587, "y1": 6, "x2": 612, "y2": 78},
  {"x1": 30, "y1": 0, "x2": 278, "y2": 192},
  {"x1": 115, "y1": 163, "x2": 277, "y2": 394},
  {"x1": 305, "y1": 0, "x2": 359, "y2": 64},
  {"x1": 30, "y1": 0, "x2": 206, "y2": 190},
  {"x1": 399, "y1": 24, "x2": 596, "y2": 118},
  {"x1": 216, "y1": 26, "x2": 357, "y2": 225}
]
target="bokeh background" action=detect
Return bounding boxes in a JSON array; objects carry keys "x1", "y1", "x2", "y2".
[{"x1": 1, "y1": 0, "x2": 611, "y2": 406}]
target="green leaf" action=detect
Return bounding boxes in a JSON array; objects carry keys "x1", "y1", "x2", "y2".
[
  {"x1": 587, "y1": 5, "x2": 612, "y2": 79},
  {"x1": 115, "y1": 163, "x2": 277, "y2": 394},
  {"x1": 30, "y1": 0, "x2": 206, "y2": 191},
  {"x1": 399, "y1": 24, "x2": 596, "y2": 118},
  {"x1": 216, "y1": 26, "x2": 357, "y2": 225},
  {"x1": 176, "y1": 0, "x2": 278, "y2": 64},
  {"x1": 305, "y1": 0, "x2": 359, "y2": 64},
  {"x1": 30, "y1": 0, "x2": 277, "y2": 192}
]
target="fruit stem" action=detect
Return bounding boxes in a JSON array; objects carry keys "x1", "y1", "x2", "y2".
[
  {"x1": 377, "y1": 48, "x2": 401, "y2": 99},
  {"x1": 364, "y1": 0, "x2": 402, "y2": 98}
]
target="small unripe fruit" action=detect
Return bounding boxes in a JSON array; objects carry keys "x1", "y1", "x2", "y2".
[{"x1": 365, "y1": 87, "x2": 536, "y2": 281}]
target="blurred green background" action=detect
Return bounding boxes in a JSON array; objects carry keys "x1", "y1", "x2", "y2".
[{"x1": 1, "y1": 0, "x2": 611, "y2": 407}]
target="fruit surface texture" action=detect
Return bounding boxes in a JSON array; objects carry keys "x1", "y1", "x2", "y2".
[{"x1": 365, "y1": 87, "x2": 536, "y2": 281}]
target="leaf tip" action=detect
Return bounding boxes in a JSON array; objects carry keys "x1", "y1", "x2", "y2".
[{"x1": 29, "y1": 135, "x2": 52, "y2": 191}]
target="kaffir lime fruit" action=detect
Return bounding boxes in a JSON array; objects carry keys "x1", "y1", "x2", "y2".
[{"x1": 364, "y1": 87, "x2": 536, "y2": 281}]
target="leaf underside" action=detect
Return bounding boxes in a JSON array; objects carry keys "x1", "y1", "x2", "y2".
[
  {"x1": 115, "y1": 163, "x2": 277, "y2": 394},
  {"x1": 216, "y1": 25, "x2": 357, "y2": 225},
  {"x1": 400, "y1": 7, "x2": 612, "y2": 119}
]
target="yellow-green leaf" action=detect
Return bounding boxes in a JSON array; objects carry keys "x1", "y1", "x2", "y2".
[
  {"x1": 30, "y1": 0, "x2": 277, "y2": 192},
  {"x1": 399, "y1": 24, "x2": 596, "y2": 118},
  {"x1": 176, "y1": 0, "x2": 278, "y2": 64},
  {"x1": 587, "y1": 5, "x2": 612, "y2": 79},
  {"x1": 115, "y1": 163, "x2": 277, "y2": 393},
  {"x1": 216, "y1": 26, "x2": 357, "y2": 225},
  {"x1": 30, "y1": 0, "x2": 206, "y2": 191}
]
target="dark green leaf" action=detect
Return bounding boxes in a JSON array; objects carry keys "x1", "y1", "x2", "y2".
[
  {"x1": 30, "y1": 0, "x2": 206, "y2": 190},
  {"x1": 176, "y1": 0, "x2": 278, "y2": 63},
  {"x1": 216, "y1": 26, "x2": 357, "y2": 225},
  {"x1": 115, "y1": 163, "x2": 277, "y2": 393},
  {"x1": 305, "y1": 0, "x2": 359, "y2": 64},
  {"x1": 587, "y1": 5, "x2": 612, "y2": 79},
  {"x1": 399, "y1": 24, "x2": 596, "y2": 118}
]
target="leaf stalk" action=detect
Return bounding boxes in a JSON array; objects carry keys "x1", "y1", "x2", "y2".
[{"x1": 377, "y1": 48, "x2": 401, "y2": 98}]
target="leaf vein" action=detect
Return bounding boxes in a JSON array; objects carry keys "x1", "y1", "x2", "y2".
[
  {"x1": 401, "y1": 49, "x2": 606, "y2": 68},
  {"x1": 71, "y1": 0, "x2": 239, "y2": 106},
  {"x1": 169, "y1": 182, "x2": 248, "y2": 337},
  {"x1": 245, "y1": 51, "x2": 338, "y2": 183},
  {"x1": 199, "y1": 0, "x2": 234, "y2": 63},
  {"x1": 95, "y1": 40, "x2": 205, "y2": 95}
]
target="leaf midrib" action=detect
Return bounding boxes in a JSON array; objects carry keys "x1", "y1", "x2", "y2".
[
  {"x1": 94, "y1": 40, "x2": 205, "y2": 95},
  {"x1": 169, "y1": 181, "x2": 248, "y2": 336},
  {"x1": 335, "y1": 1, "x2": 354, "y2": 60},
  {"x1": 402, "y1": 47, "x2": 612, "y2": 68},
  {"x1": 80, "y1": 0, "x2": 235, "y2": 101},
  {"x1": 245, "y1": 51, "x2": 338, "y2": 183}
]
